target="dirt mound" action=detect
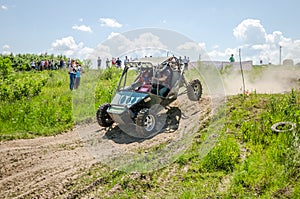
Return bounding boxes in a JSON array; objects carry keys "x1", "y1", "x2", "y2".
[{"x1": 0, "y1": 96, "x2": 213, "y2": 198}]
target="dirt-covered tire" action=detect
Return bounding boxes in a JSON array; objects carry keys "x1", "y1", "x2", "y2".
[
  {"x1": 136, "y1": 108, "x2": 159, "y2": 138},
  {"x1": 271, "y1": 122, "x2": 296, "y2": 133},
  {"x1": 187, "y1": 79, "x2": 202, "y2": 101},
  {"x1": 96, "y1": 103, "x2": 114, "y2": 127}
]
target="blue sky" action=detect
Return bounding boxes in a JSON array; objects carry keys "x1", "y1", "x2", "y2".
[{"x1": 1, "y1": 0, "x2": 300, "y2": 65}]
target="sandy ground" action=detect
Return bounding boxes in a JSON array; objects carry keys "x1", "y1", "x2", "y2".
[{"x1": 0, "y1": 94, "x2": 213, "y2": 198}]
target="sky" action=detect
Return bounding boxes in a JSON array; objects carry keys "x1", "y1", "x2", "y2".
[{"x1": 1, "y1": 0, "x2": 300, "y2": 65}]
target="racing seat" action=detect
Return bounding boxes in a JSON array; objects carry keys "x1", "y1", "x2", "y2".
[{"x1": 137, "y1": 84, "x2": 151, "y2": 92}]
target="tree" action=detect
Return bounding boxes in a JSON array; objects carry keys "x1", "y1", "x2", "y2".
[{"x1": 0, "y1": 56, "x2": 13, "y2": 79}]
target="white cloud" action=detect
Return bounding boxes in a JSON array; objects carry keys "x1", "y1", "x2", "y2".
[
  {"x1": 204, "y1": 19, "x2": 300, "y2": 65},
  {"x1": 83, "y1": 32, "x2": 172, "y2": 66},
  {"x1": 233, "y1": 19, "x2": 266, "y2": 44},
  {"x1": 175, "y1": 42, "x2": 207, "y2": 60},
  {"x1": 212, "y1": 45, "x2": 219, "y2": 49},
  {"x1": 78, "y1": 18, "x2": 83, "y2": 22},
  {"x1": 2, "y1": 44, "x2": 11, "y2": 55},
  {"x1": 2, "y1": 44, "x2": 10, "y2": 50},
  {"x1": 133, "y1": 33, "x2": 166, "y2": 49},
  {"x1": 72, "y1": 25, "x2": 92, "y2": 33},
  {"x1": 99, "y1": 18, "x2": 122, "y2": 28},
  {"x1": 50, "y1": 36, "x2": 94, "y2": 59},
  {"x1": 51, "y1": 36, "x2": 78, "y2": 51},
  {"x1": 107, "y1": 32, "x2": 120, "y2": 40},
  {"x1": 76, "y1": 47, "x2": 94, "y2": 59},
  {"x1": 207, "y1": 47, "x2": 237, "y2": 61},
  {"x1": 177, "y1": 42, "x2": 204, "y2": 51},
  {"x1": 1, "y1": 5, "x2": 8, "y2": 10},
  {"x1": 85, "y1": 44, "x2": 112, "y2": 68},
  {"x1": 104, "y1": 32, "x2": 167, "y2": 56}
]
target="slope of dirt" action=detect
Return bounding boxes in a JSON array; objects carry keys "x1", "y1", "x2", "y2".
[
  {"x1": 0, "y1": 96, "x2": 213, "y2": 198},
  {"x1": 0, "y1": 131, "x2": 96, "y2": 198}
]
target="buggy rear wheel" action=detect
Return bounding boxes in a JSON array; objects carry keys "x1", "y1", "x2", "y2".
[
  {"x1": 187, "y1": 79, "x2": 202, "y2": 101},
  {"x1": 96, "y1": 103, "x2": 114, "y2": 127}
]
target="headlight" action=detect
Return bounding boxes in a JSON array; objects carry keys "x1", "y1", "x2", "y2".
[{"x1": 144, "y1": 97, "x2": 151, "y2": 102}]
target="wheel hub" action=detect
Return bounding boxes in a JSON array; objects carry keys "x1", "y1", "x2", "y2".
[{"x1": 144, "y1": 114, "x2": 156, "y2": 131}]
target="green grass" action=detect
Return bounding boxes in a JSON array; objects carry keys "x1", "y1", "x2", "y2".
[
  {"x1": 0, "y1": 70, "x2": 73, "y2": 140},
  {"x1": 63, "y1": 91, "x2": 300, "y2": 198},
  {"x1": 0, "y1": 68, "x2": 121, "y2": 140}
]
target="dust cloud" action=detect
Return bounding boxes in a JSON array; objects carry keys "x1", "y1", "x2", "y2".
[{"x1": 221, "y1": 65, "x2": 300, "y2": 95}]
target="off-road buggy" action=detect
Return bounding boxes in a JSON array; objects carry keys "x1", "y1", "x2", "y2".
[{"x1": 96, "y1": 56, "x2": 202, "y2": 138}]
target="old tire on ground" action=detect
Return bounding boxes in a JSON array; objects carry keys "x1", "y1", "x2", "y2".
[
  {"x1": 96, "y1": 103, "x2": 114, "y2": 127},
  {"x1": 187, "y1": 79, "x2": 202, "y2": 101},
  {"x1": 136, "y1": 108, "x2": 159, "y2": 138},
  {"x1": 271, "y1": 121, "x2": 296, "y2": 133}
]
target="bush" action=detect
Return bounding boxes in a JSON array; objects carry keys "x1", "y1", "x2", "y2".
[
  {"x1": 0, "y1": 72, "x2": 48, "y2": 101},
  {"x1": 95, "y1": 67, "x2": 121, "y2": 107},
  {"x1": 201, "y1": 136, "x2": 240, "y2": 172},
  {"x1": 0, "y1": 56, "x2": 13, "y2": 79}
]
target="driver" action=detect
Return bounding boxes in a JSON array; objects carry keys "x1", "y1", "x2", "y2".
[
  {"x1": 131, "y1": 68, "x2": 153, "y2": 92},
  {"x1": 140, "y1": 68, "x2": 152, "y2": 84},
  {"x1": 134, "y1": 68, "x2": 152, "y2": 85},
  {"x1": 151, "y1": 63, "x2": 172, "y2": 97}
]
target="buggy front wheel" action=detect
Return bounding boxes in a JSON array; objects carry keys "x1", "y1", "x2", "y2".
[
  {"x1": 136, "y1": 108, "x2": 159, "y2": 138},
  {"x1": 96, "y1": 103, "x2": 114, "y2": 127}
]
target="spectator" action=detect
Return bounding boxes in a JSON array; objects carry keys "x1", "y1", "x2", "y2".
[
  {"x1": 30, "y1": 60, "x2": 35, "y2": 70},
  {"x1": 74, "y1": 62, "x2": 83, "y2": 89},
  {"x1": 124, "y1": 56, "x2": 130, "y2": 66},
  {"x1": 45, "y1": 60, "x2": 49, "y2": 70},
  {"x1": 111, "y1": 57, "x2": 116, "y2": 67},
  {"x1": 97, "y1": 56, "x2": 102, "y2": 70},
  {"x1": 106, "y1": 58, "x2": 110, "y2": 68},
  {"x1": 37, "y1": 60, "x2": 41, "y2": 70},
  {"x1": 67, "y1": 58, "x2": 71, "y2": 68},
  {"x1": 41, "y1": 60, "x2": 45, "y2": 71},
  {"x1": 55, "y1": 60, "x2": 59, "y2": 69},
  {"x1": 68, "y1": 59, "x2": 77, "y2": 91},
  {"x1": 116, "y1": 57, "x2": 122, "y2": 68},
  {"x1": 183, "y1": 56, "x2": 189, "y2": 70},
  {"x1": 229, "y1": 54, "x2": 235, "y2": 62},
  {"x1": 59, "y1": 59, "x2": 64, "y2": 69},
  {"x1": 50, "y1": 59, "x2": 56, "y2": 70}
]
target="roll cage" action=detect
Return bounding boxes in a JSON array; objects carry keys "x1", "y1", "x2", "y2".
[{"x1": 117, "y1": 56, "x2": 188, "y2": 98}]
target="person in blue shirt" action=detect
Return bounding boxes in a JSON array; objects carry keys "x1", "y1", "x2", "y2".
[{"x1": 74, "y1": 62, "x2": 83, "y2": 89}]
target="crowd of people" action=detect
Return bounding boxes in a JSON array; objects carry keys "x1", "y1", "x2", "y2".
[
  {"x1": 98, "y1": 55, "x2": 189, "y2": 70},
  {"x1": 29, "y1": 58, "x2": 83, "y2": 91},
  {"x1": 30, "y1": 59, "x2": 67, "y2": 71},
  {"x1": 98, "y1": 56, "x2": 134, "y2": 69}
]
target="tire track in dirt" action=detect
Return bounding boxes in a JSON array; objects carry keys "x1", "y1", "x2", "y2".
[
  {"x1": 0, "y1": 96, "x2": 213, "y2": 198},
  {"x1": 0, "y1": 131, "x2": 96, "y2": 198}
]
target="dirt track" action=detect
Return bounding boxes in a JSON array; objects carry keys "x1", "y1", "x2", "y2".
[{"x1": 0, "y1": 96, "x2": 213, "y2": 198}]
